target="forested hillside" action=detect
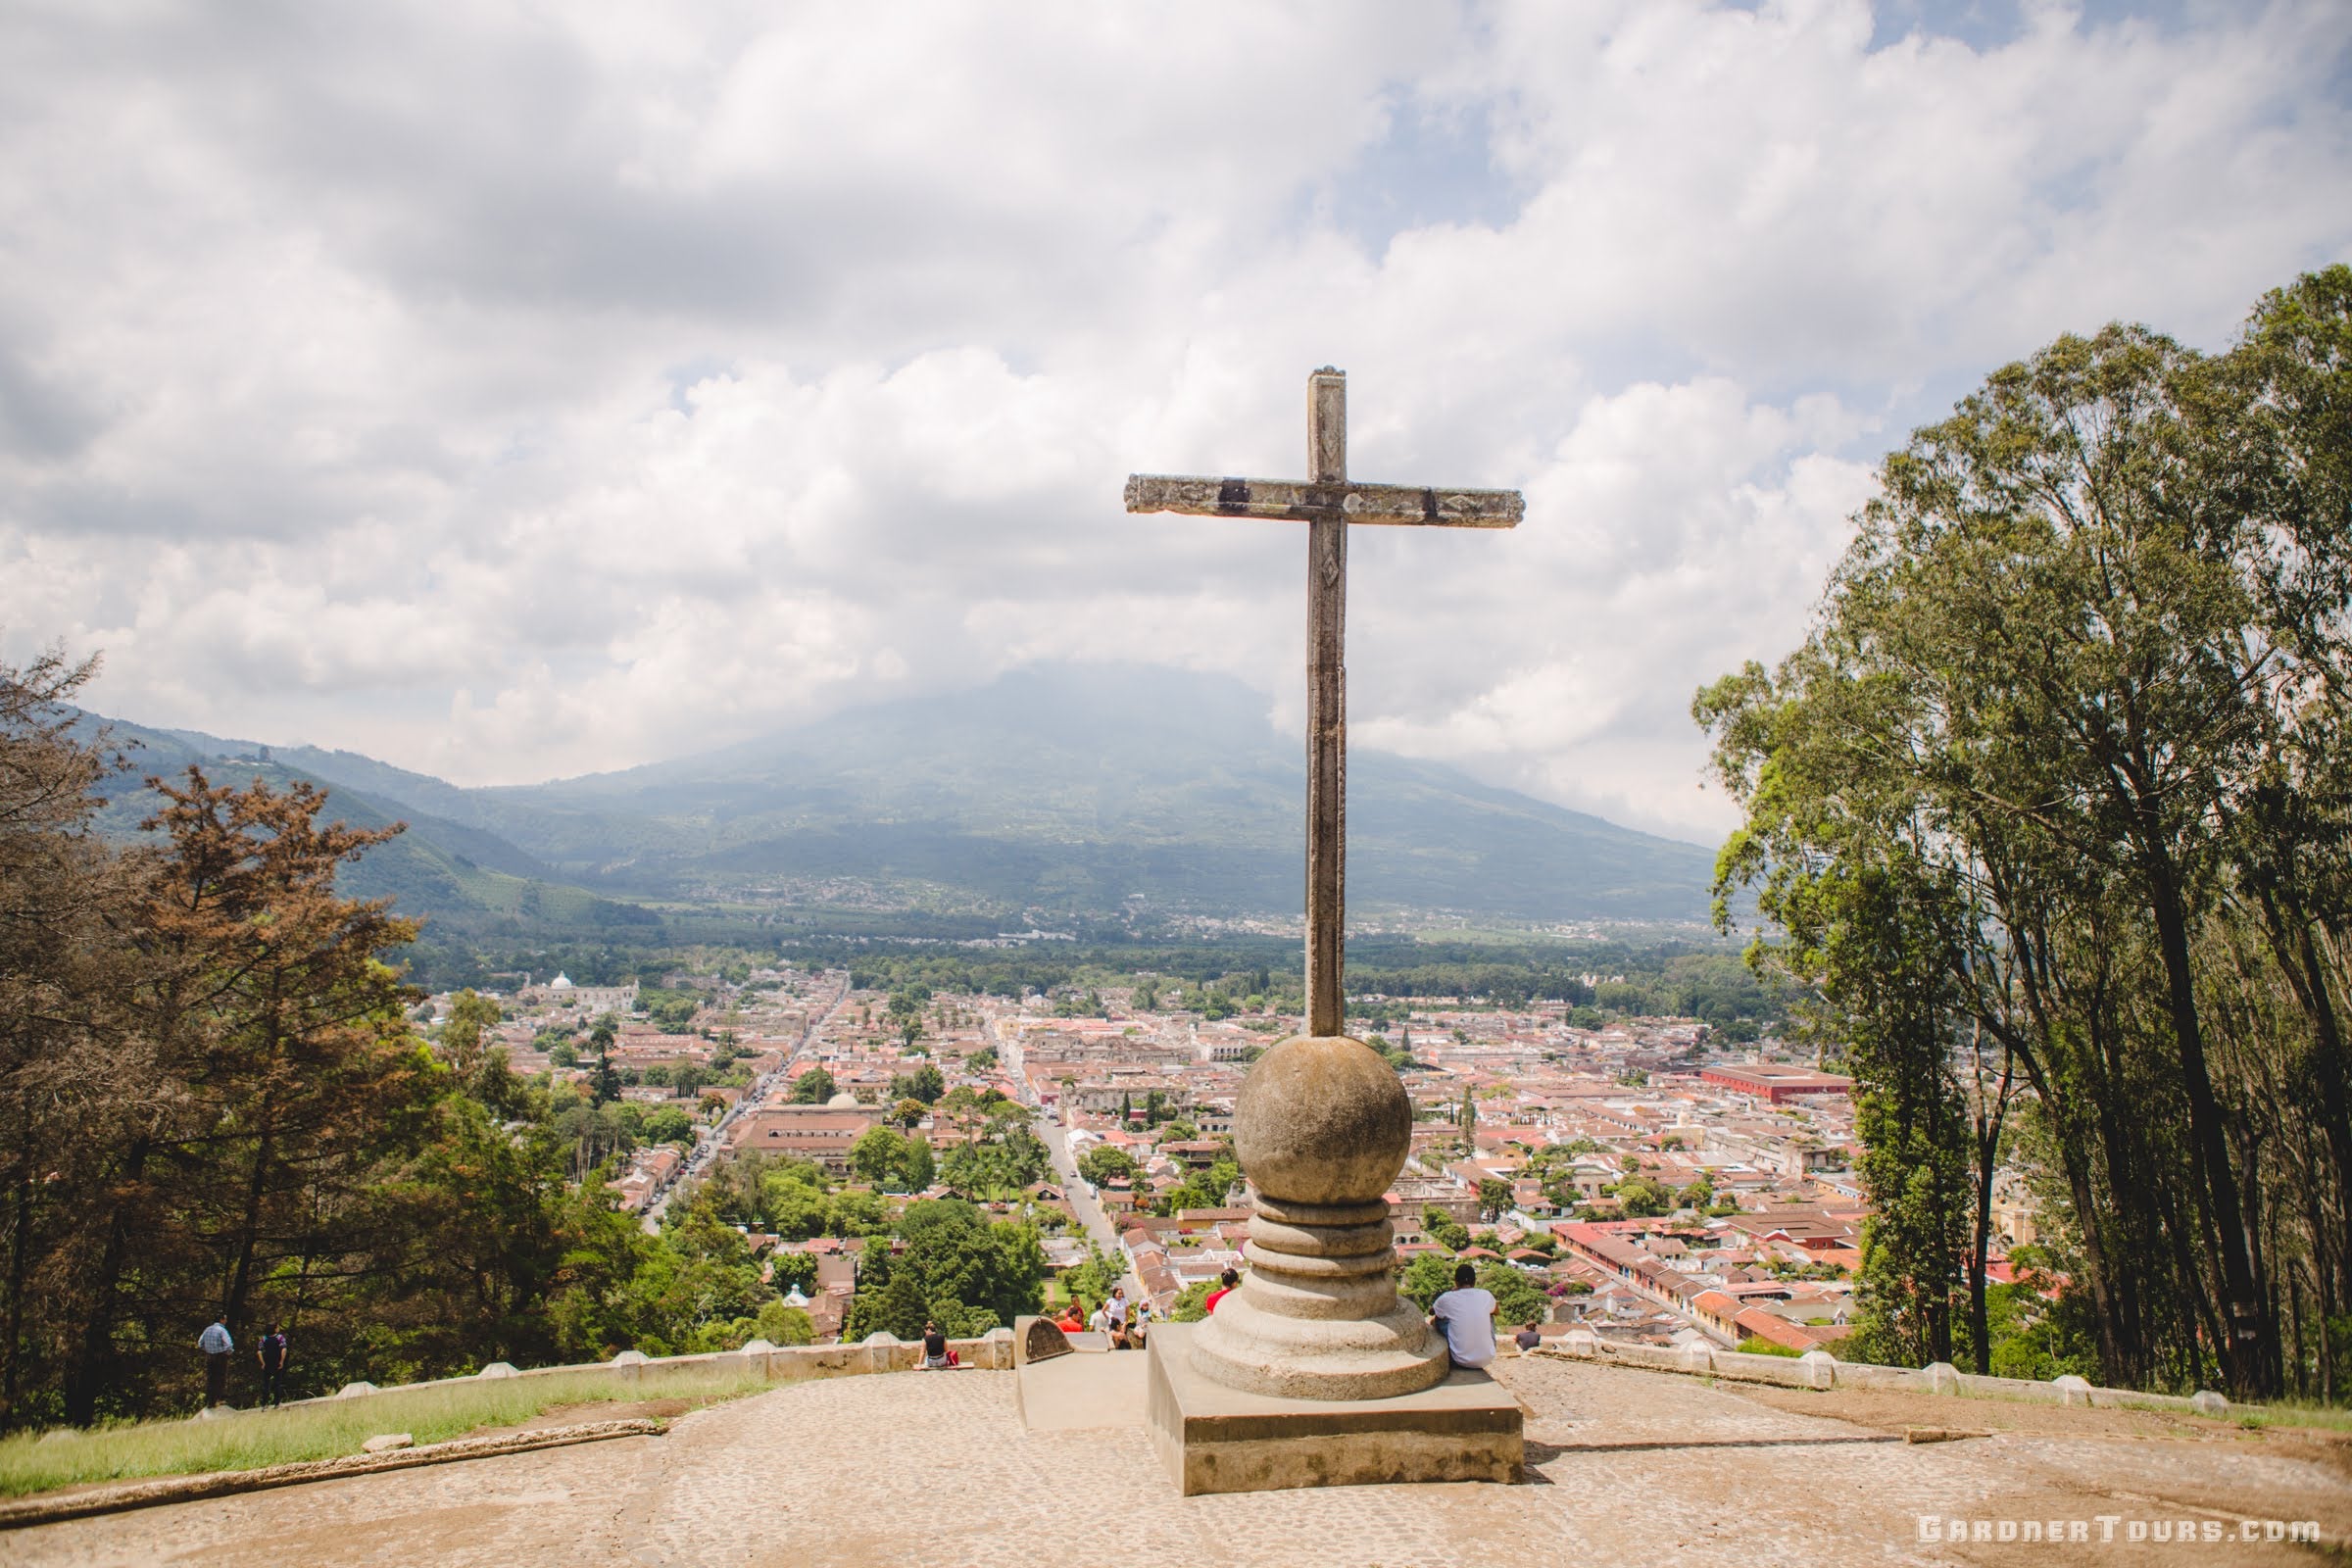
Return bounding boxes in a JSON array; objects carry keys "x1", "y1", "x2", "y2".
[
  {"x1": 78, "y1": 718, "x2": 661, "y2": 938},
  {"x1": 0, "y1": 660, "x2": 818, "y2": 1429}
]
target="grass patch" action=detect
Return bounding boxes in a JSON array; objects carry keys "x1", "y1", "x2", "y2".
[
  {"x1": 2222, "y1": 1401, "x2": 2352, "y2": 1435},
  {"x1": 1735, "y1": 1337, "x2": 1802, "y2": 1358},
  {"x1": 0, "y1": 1364, "x2": 773, "y2": 1499}
]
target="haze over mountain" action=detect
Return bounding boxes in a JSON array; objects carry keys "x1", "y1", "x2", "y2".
[{"x1": 92, "y1": 664, "x2": 1718, "y2": 929}]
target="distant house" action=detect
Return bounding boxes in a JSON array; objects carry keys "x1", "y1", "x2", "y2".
[{"x1": 727, "y1": 1102, "x2": 885, "y2": 1176}]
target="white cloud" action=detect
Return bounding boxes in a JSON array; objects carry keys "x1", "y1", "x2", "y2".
[{"x1": 1, "y1": 0, "x2": 2347, "y2": 844}]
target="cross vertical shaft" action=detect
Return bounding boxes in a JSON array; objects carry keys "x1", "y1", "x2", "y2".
[{"x1": 1305, "y1": 368, "x2": 1347, "y2": 1039}]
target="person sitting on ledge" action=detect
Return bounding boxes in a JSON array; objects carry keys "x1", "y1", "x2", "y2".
[
  {"x1": 1054, "y1": 1298, "x2": 1086, "y2": 1334},
  {"x1": 921, "y1": 1320, "x2": 951, "y2": 1369},
  {"x1": 1514, "y1": 1322, "x2": 1543, "y2": 1355},
  {"x1": 1428, "y1": 1262, "x2": 1498, "y2": 1371},
  {"x1": 1203, "y1": 1267, "x2": 1239, "y2": 1314},
  {"x1": 1105, "y1": 1286, "x2": 1132, "y2": 1349}
]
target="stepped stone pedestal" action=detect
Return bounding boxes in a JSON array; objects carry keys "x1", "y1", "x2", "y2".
[{"x1": 1148, "y1": 1034, "x2": 1522, "y2": 1494}]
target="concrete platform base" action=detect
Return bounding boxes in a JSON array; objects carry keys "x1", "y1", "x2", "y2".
[
  {"x1": 1146, "y1": 1323, "x2": 1523, "y2": 1496},
  {"x1": 1015, "y1": 1346, "x2": 1149, "y2": 1432}
]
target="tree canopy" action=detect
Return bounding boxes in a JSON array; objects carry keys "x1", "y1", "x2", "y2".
[{"x1": 1697, "y1": 267, "x2": 2352, "y2": 1399}]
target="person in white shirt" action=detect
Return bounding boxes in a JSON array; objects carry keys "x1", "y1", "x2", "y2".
[
  {"x1": 1105, "y1": 1286, "x2": 1131, "y2": 1348},
  {"x1": 198, "y1": 1318, "x2": 234, "y2": 1407},
  {"x1": 1428, "y1": 1263, "x2": 1499, "y2": 1370}
]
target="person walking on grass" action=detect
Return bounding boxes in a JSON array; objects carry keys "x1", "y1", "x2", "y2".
[
  {"x1": 256, "y1": 1322, "x2": 291, "y2": 1405},
  {"x1": 198, "y1": 1317, "x2": 234, "y2": 1407}
]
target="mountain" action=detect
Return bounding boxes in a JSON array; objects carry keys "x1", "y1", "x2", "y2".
[
  {"x1": 85, "y1": 663, "x2": 1719, "y2": 925},
  {"x1": 81, "y1": 721, "x2": 662, "y2": 936}
]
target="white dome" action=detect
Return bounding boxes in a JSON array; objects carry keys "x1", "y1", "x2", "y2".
[
  {"x1": 827, "y1": 1091, "x2": 859, "y2": 1108},
  {"x1": 549, "y1": 972, "x2": 575, "y2": 990}
]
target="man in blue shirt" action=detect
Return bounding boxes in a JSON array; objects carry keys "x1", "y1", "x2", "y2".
[
  {"x1": 1428, "y1": 1263, "x2": 1498, "y2": 1370},
  {"x1": 198, "y1": 1318, "x2": 233, "y2": 1408},
  {"x1": 256, "y1": 1323, "x2": 291, "y2": 1405}
]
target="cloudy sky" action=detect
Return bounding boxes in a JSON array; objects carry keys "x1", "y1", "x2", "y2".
[{"x1": 3, "y1": 0, "x2": 2347, "y2": 845}]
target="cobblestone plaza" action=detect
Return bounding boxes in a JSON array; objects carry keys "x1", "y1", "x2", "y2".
[{"x1": 13, "y1": 1357, "x2": 2349, "y2": 1566}]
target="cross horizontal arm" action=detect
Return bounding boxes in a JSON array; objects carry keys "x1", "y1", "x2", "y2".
[{"x1": 1124, "y1": 473, "x2": 1523, "y2": 529}]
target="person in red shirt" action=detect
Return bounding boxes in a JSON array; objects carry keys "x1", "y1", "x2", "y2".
[
  {"x1": 1203, "y1": 1267, "x2": 1240, "y2": 1315},
  {"x1": 1054, "y1": 1298, "x2": 1086, "y2": 1334}
]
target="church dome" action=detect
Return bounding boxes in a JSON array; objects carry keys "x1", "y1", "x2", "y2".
[
  {"x1": 826, "y1": 1091, "x2": 860, "y2": 1108},
  {"x1": 549, "y1": 972, "x2": 575, "y2": 990}
]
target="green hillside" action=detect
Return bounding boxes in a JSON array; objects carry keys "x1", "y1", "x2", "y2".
[
  {"x1": 83, "y1": 721, "x2": 662, "y2": 937},
  {"x1": 486, "y1": 664, "x2": 1716, "y2": 920},
  {"x1": 85, "y1": 664, "x2": 1718, "y2": 924}
]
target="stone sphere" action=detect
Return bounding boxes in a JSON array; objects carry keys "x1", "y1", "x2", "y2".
[{"x1": 1233, "y1": 1035, "x2": 1412, "y2": 1205}]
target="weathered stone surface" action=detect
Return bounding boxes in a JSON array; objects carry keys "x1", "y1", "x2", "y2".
[
  {"x1": 359, "y1": 1435, "x2": 412, "y2": 1454},
  {"x1": 1189, "y1": 1035, "x2": 1447, "y2": 1401},
  {"x1": 1015, "y1": 1345, "x2": 1148, "y2": 1432},
  {"x1": 1015, "y1": 1316, "x2": 1071, "y2": 1367},
  {"x1": 1230, "y1": 1035, "x2": 1410, "y2": 1204},
  {"x1": 1120, "y1": 474, "x2": 1524, "y2": 529},
  {"x1": 14, "y1": 1361, "x2": 2349, "y2": 1561},
  {"x1": 1126, "y1": 376, "x2": 1520, "y2": 1413},
  {"x1": 1149, "y1": 1324, "x2": 1520, "y2": 1495}
]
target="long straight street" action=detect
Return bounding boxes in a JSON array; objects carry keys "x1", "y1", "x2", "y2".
[
  {"x1": 642, "y1": 974, "x2": 850, "y2": 1230},
  {"x1": 1004, "y1": 1015, "x2": 1137, "y2": 1295}
]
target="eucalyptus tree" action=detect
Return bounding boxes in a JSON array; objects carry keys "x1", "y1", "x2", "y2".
[{"x1": 1701, "y1": 269, "x2": 2352, "y2": 1399}]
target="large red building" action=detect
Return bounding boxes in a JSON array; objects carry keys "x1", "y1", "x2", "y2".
[{"x1": 1699, "y1": 1063, "x2": 1854, "y2": 1103}]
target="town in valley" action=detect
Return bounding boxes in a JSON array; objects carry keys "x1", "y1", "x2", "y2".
[{"x1": 430, "y1": 946, "x2": 1976, "y2": 1363}]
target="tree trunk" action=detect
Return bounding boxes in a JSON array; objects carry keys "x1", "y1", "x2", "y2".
[
  {"x1": 63, "y1": 1137, "x2": 149, "y2": 1427},
  {"x1": 2, "y1": 1102, "x2": 30, "y2": 1431},
  {"x1": 1967, "y1": 1039, "x2": 2012, "y2": 1376},
  {"x1": 222, "y1": 1118, "x2": 275, "y2": 1339},
  {"x1": 2290, "y1": 914, "x2": 2352, "y2": 1286},
  {"x1": 2144, "y1": 852, "x2": 2274, "y2": 1396},
  {"x1": 2010, "y1": 1039, "x2": 2130, "y2": 1382}
]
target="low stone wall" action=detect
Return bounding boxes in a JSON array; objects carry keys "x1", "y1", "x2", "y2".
[
  {"x1": 265, "y1": 1329, "x2": 1019, "y2": 1416},
  {"x1": 232, "y1": 1326, "x2": 2232, "y2": 1425},
  {"x1": 1536, "y1": 1330, "x2": 2229, "y2": 1418}
]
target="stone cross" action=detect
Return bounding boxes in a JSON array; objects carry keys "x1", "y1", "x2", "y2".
[
  {"x1": 1123, "y1": 370, "x2": 1525, "y2": 1405},
  {"x1": 1125, "y1": 368, "x2": 1523, "y2": 1037}
]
